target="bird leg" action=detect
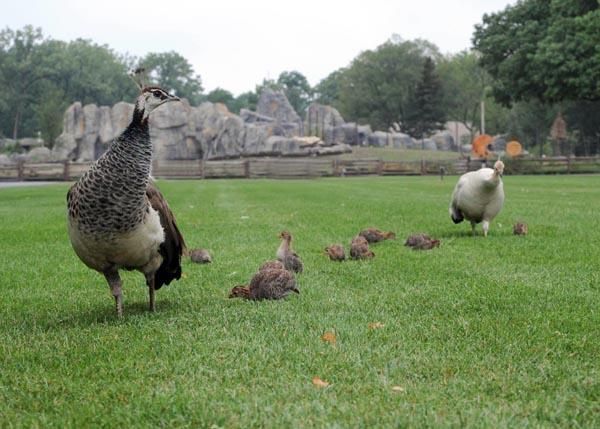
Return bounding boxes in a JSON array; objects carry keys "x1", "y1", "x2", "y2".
[
  {"x1": 104, "y1": 270, "x2": 123, "y2": 317},
  {"x1": 482, "y1": 220, "x2": 490, "y2": 237},
  {"x1": 146, "y1": 275, "x2": 156, "y2": 312},
  {"x1": 470, "y1": 221, "x2": 477, "y2": 236}
]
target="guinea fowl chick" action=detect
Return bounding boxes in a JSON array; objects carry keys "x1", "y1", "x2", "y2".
[
  {"x1": 258, "y1": 259, "x2": 286, "y2": 272},
  {"x1": 404, "y1": 233, "x2": 440, "y2": 250},
  {"x1": 325, "y1": 244, "x2": 346, "y2": 261},
  {"x1": 359, "y1": 227, "x2": 396, "y2": 243},
  {"x1": 276, "y1": 231, "x2": 304, "y2": 273},
  {"x1": 229, "y1": 268, "x2": 299, "y2": 300},
  {"x1": 513, "y1": 222, "x2": 528, "y2": 235},
  {"x1": 350, "y1": 235, "x2": 374, "y2": 260}
]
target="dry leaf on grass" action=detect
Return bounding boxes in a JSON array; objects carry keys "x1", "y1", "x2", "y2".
[
  {"x1": 368, "y1": 322, "x2": 385, "y2": 329},
  {"x1": 391, "y1": 386, "x2": 405, "y2": 393},
  {"x1": 321, "y1": 331, "x2": 336, "y2": 345},
  {"x1": 312, "y1": 377, "x2": 330, "y2": 388}
]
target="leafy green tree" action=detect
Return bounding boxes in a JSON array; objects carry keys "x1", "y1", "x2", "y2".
[
  {"x1": 473, "y1": 0, "x2": 600, "y2": 105},
  {"x1": 0, "y1": 26, "x2": 48, "y2": 139},
  {"x1": 206, "y1": 87, "x2": 235, "y2": 110},
  {"x1": 403, "y1": 57, "x2": 445, "y2": 138},
  {"x1": 437, "y1": 51, "x2": 487, "y2": 134},
  {"x1": 139, "y1": 51, "x2": 203, "y2": 105},
  {"x1": 56, "y1": 39, "x2": 138, "y2": 106},
  {"x1": 0, "y1": 27, "x2": 138, "y2": 142},
  {"x1": 276, "y1": 70, "x2": 312, "y2": 115},
  {"x1": 231, "y1": 91, "x2": 259, "y2": 113},
  {"x1": 34, "y1": 86, "x2": 68, "y2": 147},
  {"x1": 313, "y1": 69, "x2": 345, "y2": 106},
  {"x1": 334, "y1": 38, "x2": 441, "y2": 130}
]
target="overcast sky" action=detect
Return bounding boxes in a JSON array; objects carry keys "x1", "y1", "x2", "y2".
[{"x1": 3, "y1": 0, "x2": 515, "y2": 96}]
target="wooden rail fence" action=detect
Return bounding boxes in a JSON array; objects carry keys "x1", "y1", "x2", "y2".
[{"x1": 1, "y1": 156, "x2": 599, "y2": 182}]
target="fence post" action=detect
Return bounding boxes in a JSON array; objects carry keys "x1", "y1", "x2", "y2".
[
  {"x1": 17, "y1": 160, "x2": 24, "y2": 181},
  {"x1": 376, "y1": 159, "x2": 384, "y2": 175},
  {"x1": 63, "y1": 160, "x2": 70, "y2": 181},
  {"x1": 199, "y1": 159, "x2": 205, "y2": 179},
  {"x1": 244, "y1": 159, "x2": 250, "y2": 178},
  {"x1": 567, "y1": 157, "x2": 571, "y2": 174}
]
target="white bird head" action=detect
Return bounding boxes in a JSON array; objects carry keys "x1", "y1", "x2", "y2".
[{"x1": 494, "y1": 160, "x2": 505, "y2": 177}]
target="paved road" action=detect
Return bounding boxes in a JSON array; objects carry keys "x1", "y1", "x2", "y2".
[{"x1": 0, "y1": 181, "x2": 60, "y2": 188}]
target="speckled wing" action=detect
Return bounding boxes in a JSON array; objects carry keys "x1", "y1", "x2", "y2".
[{"x1": 146, "y1": 182, "x2": 185, "y2": 289}]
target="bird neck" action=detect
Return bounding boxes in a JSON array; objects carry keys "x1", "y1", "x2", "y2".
[
  {"x1": 110, "y1": 110, "x2": 152, "y2": 171},
  {"x1": 92, "y1": 108, "x2": 152, "y2": 207},
  {"x1": 277, "y1": 238, "x2": 291, "y2": 258}
]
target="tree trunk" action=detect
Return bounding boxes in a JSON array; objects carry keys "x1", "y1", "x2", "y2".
[{"x1": 12, "y1": 109, "x2": 21, "y2": 140}]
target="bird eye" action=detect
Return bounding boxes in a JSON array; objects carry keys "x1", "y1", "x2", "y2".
[{"x1": 153, "y1": 90, "x2": 161, "y2": 97}]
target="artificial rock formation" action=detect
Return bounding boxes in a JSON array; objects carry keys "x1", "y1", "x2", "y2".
[
  {"x1": 50, "y1": 88, "x2": 460, "y2": 163},
  {"x1": 52, "y1": 90, "x2": 352, "y2": 162}
]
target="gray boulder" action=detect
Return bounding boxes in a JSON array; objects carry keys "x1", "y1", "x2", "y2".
[
  {"x1": 305, "y1": 103, "x2": 345, "y2": 144},
  {"x1": 78, "y1": 104, "x2": 100, "y2": 161},
  {"x1": 368, "y1": 131, "x2": 389, "y2": 147},
  {"x1": 25, "y1": 147, "x2": 52, "y2": 162},
  {"x1": 422, "y1": 138, "x2": 437, "y2": 151},
  {"x1": 52, "y1": 133, "x2": 78, "y2": 161},
  {"x1": 18, "y1": 137, "x2": 44, "y2": 151},
  {"x1": 256, "y1": 88, "x2": 303, "y2": 135},
  {"x1": 357, "y1": 125, "x2": 373, "y2": 146},
  {"x1": 389, "y1": 133, "x2": 414, "y2": 149},
  {"x1": 240, "y1": 109, "x2": 275, "y2": 124},
  {"x1": 0, "y1": 139, "x2": 17, "y2": 151},
  {"x1": 110, "y1": 102, "x2": 134, "y2": 140},
  {"x1": 431, "y1": 131, "x2": 456, "y2": 151},
  {"x1": 310, "y1": 143, "x2": 353, "y2": 156},
  {"x1": 98, "y1": 106, "x2": 114, "y2": 144}
]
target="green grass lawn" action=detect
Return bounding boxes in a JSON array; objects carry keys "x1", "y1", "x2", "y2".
[{"x1": 0, "y1": 175, "x2": 599, "y2": 427}]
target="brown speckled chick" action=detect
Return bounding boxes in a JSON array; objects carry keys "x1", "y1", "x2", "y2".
[
  {"x1": 258, "y1": 259, "x2": 286, "y2": 272},
  {"x1": 513, "y1": 222, "x2": 528, "y2": 235},
  {"x1": 404, "y1": 233, "x2": 440, "y2": 250},
  {"x1": 277, "y1": 231, "x2": 304, "y2": 273},
  {"x1": 359, "y1": 228, "x2": 396, "y2": 243},
  {"x1": 229, "y1": 268, "x2": 299, "y2": 300},
  {"x1": 325, "y1": 244, "x2": 346, "y2": 261},
  {"x1": 189, "y1": 248, "x2": 212, "y2": 263},
  {"x1": 350, "y1": 235, "x2": 374, "y2": 260}
]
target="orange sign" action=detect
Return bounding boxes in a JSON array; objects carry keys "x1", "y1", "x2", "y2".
[
  {"x1": 506, "y1": 140, "x2": 522, "y2": 157},
  {"x1": 472, "y1": 134, "x2": 493, "y2": 158}
]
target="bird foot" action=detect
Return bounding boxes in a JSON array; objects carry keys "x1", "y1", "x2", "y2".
[{"x1": 115, "y1": 296, "x2": 123, "y2": 318}]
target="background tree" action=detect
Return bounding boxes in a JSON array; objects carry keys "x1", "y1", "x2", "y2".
[
  {"x1": 437, "y1": 51, "x2": 487, "y2": 135},
  {"x1": 313, "y1": 69, "x2": 345, "y2": 106},
  {"x1": 403, "y1": 57, "x2": 445, "y2": 138},
  {"x1": 139, "y1": 51, "x2": 203, "y2": 105},
  {"x1": 473, "y1": 0, "x2": 600, "y2": 154},
  {"x1": 231, "y1": 91, "x2": 259, "y2": 113},
  {"x1": 0, "y1": 26, "x2": 48, "y2": 140},
  {"x1": 331, "y1": 38, "x2": 441, "y2": 131},
  {"x1": 205, "y1": 87, "x2": 235, "y2": 110},
  {"x1": 276, "y1": 70, "x2": 312, "y2": 115},
  {"x1": 473, "y1": 0, "x2": 600, "y2": 104}
]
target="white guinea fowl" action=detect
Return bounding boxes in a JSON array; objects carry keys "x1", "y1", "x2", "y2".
[{"x1": 449, "y1": 160, "x2": 505, "y2": 237}]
